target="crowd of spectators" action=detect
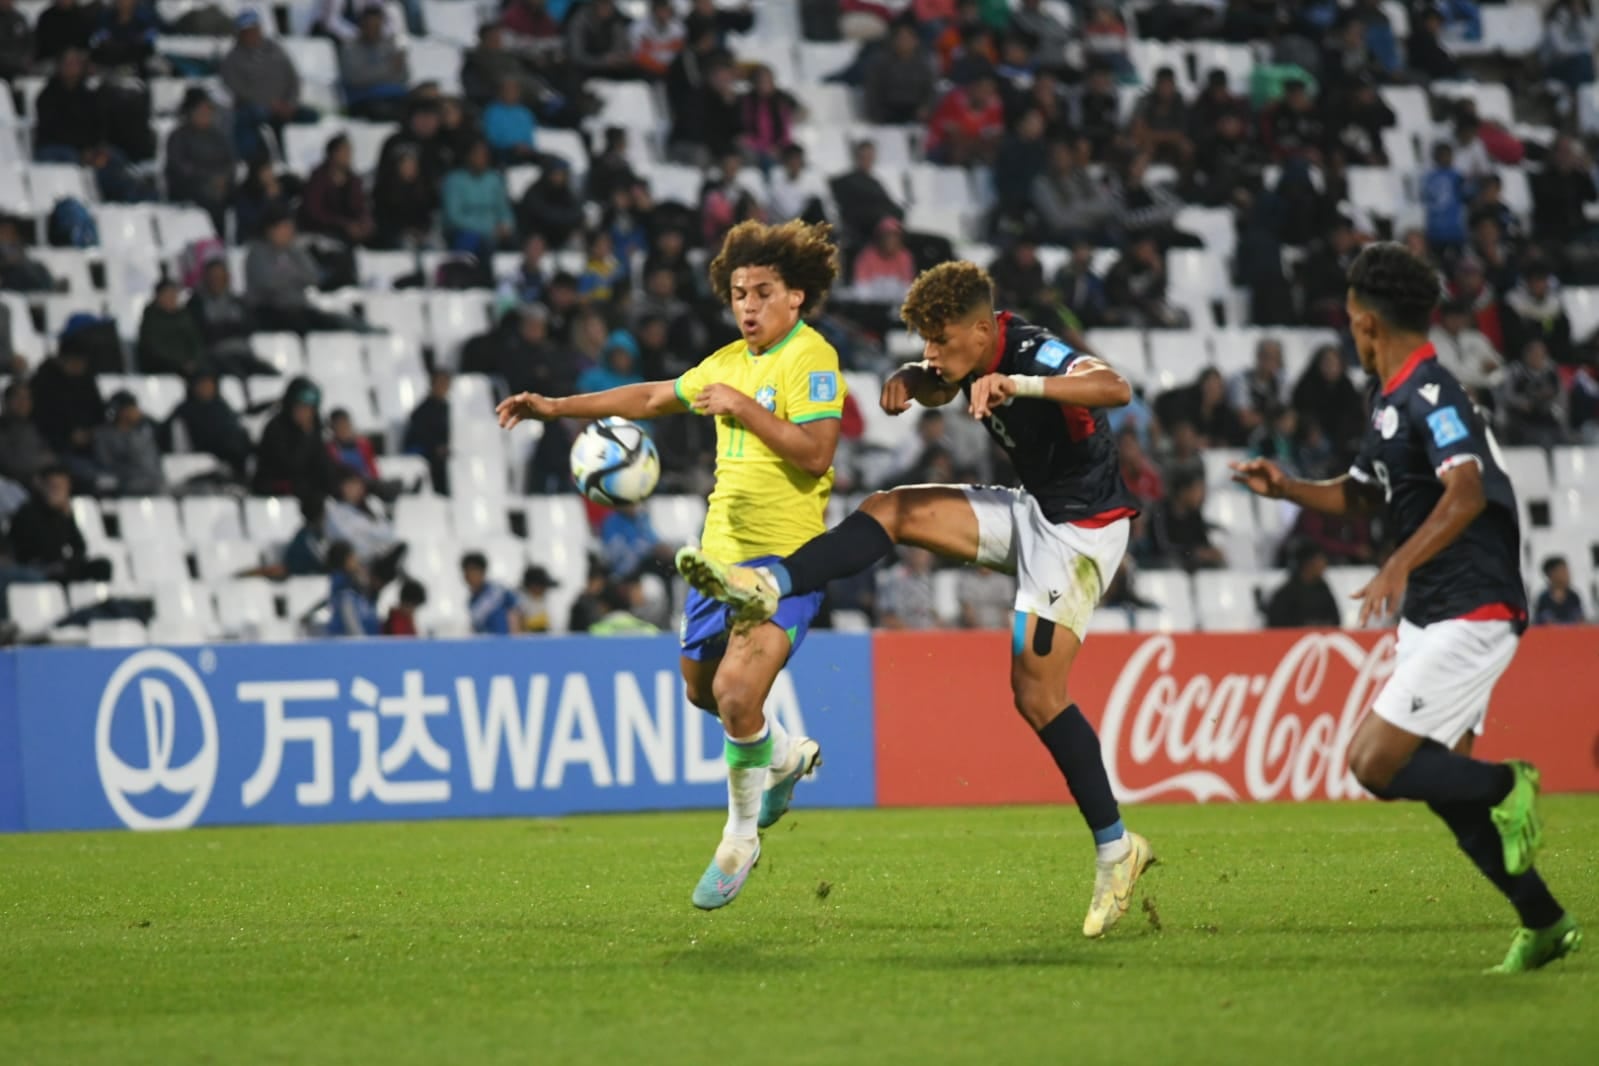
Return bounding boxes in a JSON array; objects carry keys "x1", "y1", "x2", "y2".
[{"x1": 3, "y1": 0, "x2": 1598, "y2": 637}]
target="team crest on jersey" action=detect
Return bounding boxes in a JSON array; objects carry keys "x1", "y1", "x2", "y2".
[
  {"x1": 808, "y1": 371, "x2": 837, "y2": 403},
  {"x1": 755, "y1": 384, "x2": 778, "y2": 412},
  {"x1": 1037, "y1": 339, "x2": 1072, "y2": 369},
  {"x1": 1427, "y1": 407, "x2": 1468, "y2": 447},
  {"x1": 1379, "y1": 406, "x2": 1399, "y2": 439}
]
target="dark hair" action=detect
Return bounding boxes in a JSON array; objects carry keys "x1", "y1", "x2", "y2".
[
  {"x1": 900, "y1": 260, "x2": 993, "y2": 335},
  {"x1": 299, "y1": 493, "x2": 326, "y2": 524},
  {"x1": 1346, "y1": 242, "x2": 1440, "y2": 333},
  {"x1": 1542, "y1": 556, "x2": 1568, "y2": 577},
  {"x1": 461, "y1": 551, "x2": 488, "y2": 571},
  {"x1": 329, "y1": 407, "x2": 351, "y2": 423},
  {"x1": 325, "y1": 133, "x2": 350, "y2": 160},
  {"x1": 327, "y1": 540, "x2": 356, "y2": 571},
  {"x1": 707, "y1": 220, "x2": 840, "y2": 315},
  {"x1": 399, "y1": 578, "x2": 428, "y2": 606},
  {"x1": 37, "y1": 462, "x2": 70, "y2": 482}
]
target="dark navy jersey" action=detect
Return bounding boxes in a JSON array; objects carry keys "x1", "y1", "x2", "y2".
[
  {"x1": 1349, "y1": 344, "x2": 1526, "y2": 627},
  {"x1": 958, "y1": 313, "x2": 1140, "y2": 525}
]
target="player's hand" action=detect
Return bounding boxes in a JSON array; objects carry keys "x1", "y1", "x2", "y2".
[
  {"x1": 692, "y1": 383, "x2": 750, "y2": 418},
  {"x1": 968, "y1": 373, "x2": 1017, "y2": 420},
  {"x1": 880, "y1": 370, "x2": 915, "y2": 415},
  {"x1": 1229, "y1": 458, "x2": 1288, "y2": 499},
  {"x1": 496, "y1": 392, "x2": 559, "y2": 428},
  {"x1": 1353, "y1": 563, "x2": 1407, "y2": 629}
]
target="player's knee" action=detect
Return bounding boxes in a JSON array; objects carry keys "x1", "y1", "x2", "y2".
[
  {"x1": 683, "y1": 675, "x2": 718, "y2": 713},
  {"x1": 1010, "y1": 672, "x2": 1066, "y2": 731},
  {"x1": 1347, "y1": 741, "x2": 1399, "y2": 794},
  {"x1": 710, "y1": 675, "x2": 761, "y2": 734},
  {"x1": 858, "y1": 491, "x2": 904, "y2": 541}
]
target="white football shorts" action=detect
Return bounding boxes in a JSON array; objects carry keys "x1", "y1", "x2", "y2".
[
  {"x1": 960, "y1": 485, "x2": 1129, "y2": 639},
  {"x1": 1370, "y1": 618, "x2": 1520, "y2": 747}
]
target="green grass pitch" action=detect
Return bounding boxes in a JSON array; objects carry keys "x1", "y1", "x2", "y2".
[{"x1": 2, "y1": 799, "x2": 1595, "y2": 1066}]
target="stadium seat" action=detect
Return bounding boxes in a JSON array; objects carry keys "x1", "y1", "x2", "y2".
[
  {"x1": 1432, "y1": 81, "x2": 1515, "y2": 128},
  {"x1": 88, "y1": 618, "x2": 148, "y2": 647},
  {"x1": 27, "y1": 162, "x2": 94, "y2": 212},
  {"x1": 1561, "y1": 288, "x2": 1599, "y2": 343},
  {"x1": 1146, "y1": 331, "x2": 1208, "y2": 391},
  {"x1": 318, "y1": 373, "x2": 385, "y2": 435},
  {"x1": 194, "y1": 539, "x2": 264, "y2": 582},
  {"x1": 374, "y1": 373, "x2": 429, "y2": 447},
  {"x1": 453, "y1": 493, "x2": 512, "y2": 539},
  {"x1": 394, "y1": 494, "x2": 454, "y2": 540},
  {"x1": 473, "y1": 535, "x2": 528, "y2": 589},
  {"x1": 71, "y1": 496, "x2": 111, "y2": 551},
  {"x1": 117, "y1": 496, "x2": 185, "y2": 544},
  {"x1": 148, "y1": 616, "x2": 211, "y2": 645},
  {"x1": 648, "y1": 495, "x2": 707, "y2": 549},
  {"x1": 180, "y1": 496, "x2": 245, "y2": 544},
  {"x1": 424, "y1": 1, "x2": 480, "y2": 48},
  {"x1": 250, "y1": 333, "x2": 307, "y2": 376},
  {"x1": 304, "y1": 332, "x2": 369, "y2": 376},
  {"x1": 31, "y1": 249, "x2": 96, "y2": 295},
  {"x1": 153, "y1": 205, "x2": 214, "y2": 258},
  {"x1": 153, "y1": 583, "x2": 222, "y2": 639},
  {"x1": 6, "y1": 582, "x2": 67, "y2": 634},
  {"x1": 1209, "y1": 327, "x2": 1266, "y2": 377},
  {"x1": 1501, "y1": 446, "x2": 1552, "y2": 508},
  {"x1": 1188, "y1": 42, "x2": 1251, "y2": 94},
  {"x1": 243, "y1": 496, "x2": 303, "y2": 548},
  {"x1": 400, "y1": 535, "x2": 463, "y2": 586},
  {"x1": 125, "y1": 538, "x2": 190, "y2": 585},
  {"x1": 363, "y1": 291, "x2": 428, "y2": 338},
  {"x1": 282, "y1": 575, "x2": 328, "y2": 624},
  {"x1": 1134, "y1": 571, "x2": 1196, "y2": 629},
  {"x1": 450, "y1": 373, "x2": 498, "y2": 419},
  {"x1": 1323, "y1": 566, "x2": 1379, "y2": 629},
  {"x1": 365, "y1": 333, "x2": 428, "y2": 382},
  {"x1": 585, "y1": 80, "x2": 660, "y2": 134},
  {"x1": 357, "y1": 249, "x2": 418, "y2": 290},
  {"x1": 376, "y1": 454, "x2": 432, "y2": 491},
  {"x1": 213, "y1": 577, "x2": 283, "y2": 640},
  {"x1": 1192, "y1": 571, "x2": 1267, "y2": 631},
  {"x1": 1087, "y1": 609, "x2": 1131, "y2": 633},
  {"x1": 1551, "y1": 487, "x2": 1591, "y2": 531},
  {"x1": 427, "y1": 292, "x2": 493, "y2": 368},
  {"x1": 1550, "y1": 446, "x2": 1597, "y2": 488}
]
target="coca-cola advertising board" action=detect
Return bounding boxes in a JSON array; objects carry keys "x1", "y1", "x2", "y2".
[{"x1": 873, "y1": 627, "x2": 1599, "y2": 806}]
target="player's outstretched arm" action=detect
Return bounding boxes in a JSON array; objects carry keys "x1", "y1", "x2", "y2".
[
  {"x1": 967, "y1": 357, "x2": 1131, "y2": 419},
  {"x1": 496, "y1": 381, "x2": 686, "y2": 428},
  {"x1": 881, "y1": 363, "x2": 962, "y2": 414},
  {"x1": 1229, "y1": 458, "x2": 1384, "y2": 517}
]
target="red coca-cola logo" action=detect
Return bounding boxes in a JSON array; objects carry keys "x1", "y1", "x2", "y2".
[{"x1": 1099, "y1": 633, "x2": 1399, "y2": 803}]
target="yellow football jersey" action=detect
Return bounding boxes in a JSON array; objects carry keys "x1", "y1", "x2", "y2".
[{"x1": 673, "y1": 321, "x2": 846, "y2": 562}]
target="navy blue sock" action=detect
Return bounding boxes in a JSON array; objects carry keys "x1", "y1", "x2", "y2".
[
  {"x1": 1429, "y1": 801, "x2": 1565, "y2": 930},
  {"x1": 1036, "y1": 705, "x2": 1123, "y2": 841},
  {"x1": 771, "y1": 511, "x2": 894, "y2": 598},
  {"x1": 1369, "y1": 740, "x2": 1514, "y2": 807}
]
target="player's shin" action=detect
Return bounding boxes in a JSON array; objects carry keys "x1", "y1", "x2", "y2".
[
  {"x1": 723, "y1": 723, "x2": 773, "y2": 844},
  {"x1": 1428, "y1": 801, "x2": 1565, "y2": 930},
  {"x1": 768, "y1": 511, "x2": 895, "y2": 597},
  {"x1": 1036, "y1": 704, "x2": 1129, "y2": 861},
  {"x1": 765, "y1": 713, "x2": 793, "y2": 774},
  {"x1": 1365, "y1": 739, "x2": 1514, "y2": 807}
]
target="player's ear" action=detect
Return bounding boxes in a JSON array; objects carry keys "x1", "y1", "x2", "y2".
[{"x1": 788, "y1": 288, "x2": 804, "y2": 312}]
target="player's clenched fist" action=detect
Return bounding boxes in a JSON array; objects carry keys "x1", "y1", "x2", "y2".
[
  {"x1": 496, "y1": 393, "x2": 560, "y2": 428},
  {"x1": 879, "y1": 370, "x2": 916, "y2": 415},
  {"x1": 692, "y1": 383, "x2": 749, "y2": 418},
  {"x1": 967, "y1": 373, "x2": 1017, "y2": 420},
  {"x1": 1229, "y1": 457, "x2": 1288, "y2": 499}
]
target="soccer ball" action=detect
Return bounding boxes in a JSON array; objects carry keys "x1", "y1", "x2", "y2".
[{"x1": 569, "y1": 417, "x2": 661, "y2": 506}]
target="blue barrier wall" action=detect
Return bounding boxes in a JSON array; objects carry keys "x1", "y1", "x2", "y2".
[{"x1": 0, "y1": 634, "x2": 876, "y2": 832}]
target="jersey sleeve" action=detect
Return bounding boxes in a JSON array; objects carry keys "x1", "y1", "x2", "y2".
[
  {"x1": 1021, "y1": 337, "x2": 1088, "y2": 377},
  {"x1": 673, "y1": 354, "x2": 715, "y2": 413},
  {"x1": 1411, "y1": 378, "x2": 1486, "y2": 478},
  {"x1": 782, "y1": 340, "x2": 846, "y2": 423}
]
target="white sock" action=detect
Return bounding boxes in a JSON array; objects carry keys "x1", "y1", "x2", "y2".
[
  {"x1": 767, "y1": 714, "x2": 793, "y2": 774},
  {"x1": 1095, "y1": 833, "x2": 1131, "y2": 864},
  {"x1": 722, "y1": 722, "x2": 770, "y2": 844}
]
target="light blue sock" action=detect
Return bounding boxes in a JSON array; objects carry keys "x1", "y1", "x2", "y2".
[{"x1": 765, "y1": 562, "x2": 794, "y2": 597}]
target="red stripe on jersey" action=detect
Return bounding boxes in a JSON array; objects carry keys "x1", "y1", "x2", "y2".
[
  {"x1": 1381, "y1": 341, "x2": 1437, "y2": 395},
  {"x1": 1060, "y1": 403, "x2": 1096, "y2": 442},
  {"x1": 987, "y1": 311, "x2": 1012, "y2": 374},
  {"x1": 1069, "y1": 506, "x2": 1138, "y2": 529},
  {"x1": 1457, "y1": 603, "x2": 1526, "y2": 623}
]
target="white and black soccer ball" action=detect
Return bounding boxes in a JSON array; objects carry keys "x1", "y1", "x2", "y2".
[{"x1": 569, "y1": 417, "x2": 661, "y2": 506}]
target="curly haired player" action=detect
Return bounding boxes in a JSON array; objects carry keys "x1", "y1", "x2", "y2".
[
  {"x1": 498, "y1": 220, "x2": 845, "y2": 910},
  {"x1": 676, "y1": 261, "x2": 1157, "y2": 937},
  {"x1": 1232, "y1": 242, "x2": 1580, "y2": 972}
]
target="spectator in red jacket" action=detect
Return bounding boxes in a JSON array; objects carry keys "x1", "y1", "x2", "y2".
[
  {"x1": 926, "y1": 72, "x2": 1003, "y2": 166},
  {"x1": 326, "y1": 407, "x2": 379, "y2": 481},
  {"x1": 298, "y1": 133, "x2": 374, "y2": 246}
]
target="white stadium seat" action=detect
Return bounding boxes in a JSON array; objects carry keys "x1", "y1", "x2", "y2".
[
  {"x1": 1323, "y1": 566, "x2": 1379, "y2": 629},
  {"x1": 6, "y1": 582, "x2": 66, "y2": 634},
  {"x1": 244, "y1": 496, "x2": 303, "y2": 548},
  {"x1": 180, "y1": 496, "x2": 245, "y2": 544},
  {"x1": 394, "y1": 495, "x2": 454, "y2": 540},
  {"x1": 250, "y1": 333, "x2": 307, "y2": 376},
  {"x1": 194, "y1": 540, "x2": 265, "y2": 582},
  {"x1": 88, "y1": 618, "x2": 148, "y2": 647},
  {"x1": 1551, "y1": 446, "x2": 1598, "y2": 489},
  {"x1": 1134, "y1": 571, "x2": 1196, "y2": 630},
  {"x1": 117, "y1": 497, "x2": 184, "y2": 545}
]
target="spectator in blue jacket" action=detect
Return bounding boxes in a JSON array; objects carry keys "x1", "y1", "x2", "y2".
[
  {"x1": 1533, "y1": 556, "x2": 1587, "y2": 624},
  {"x1": 325, "y1": 539, "x2": 381, "y2": 636},
  {"x1": 1422, "y1": 142, "x2": 1469, "y2": 255},
  {"x1": 600, "y1": 502, "x2": 674, "y2": 582},
  {"x1": 462, "y1": 551, "x2": 521, "y2": 635},
  {"x1": 442, "y1": 139, "x2": 516, "y2": 254},
  {"x1": 483, "y1": 76, "x2": 540, "y2": 165}
]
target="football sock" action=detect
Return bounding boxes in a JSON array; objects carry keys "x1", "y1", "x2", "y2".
[
  {"x1": 766, "y1": 714, "x2": 793, "y2": 774},
  {"x1": 769, "y1": 511, "x2": 895, "y2": 597},
  {"x1": 1037, "y1": 705, "x2": 1127, "y2": 858},
  {"x1": 1429, "y1": 801, "x2": 1565, "y2": 930},
  {"x1": 723, "y1": 723, "x2": 772, "y2": 841},
  {"x1": 1369, "y1": 740, "x2": 1515, "y2": 806}
]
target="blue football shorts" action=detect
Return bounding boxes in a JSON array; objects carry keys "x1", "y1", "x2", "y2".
[{"x1": 679, "y1": 554, "x2": 825, "y2": 662}]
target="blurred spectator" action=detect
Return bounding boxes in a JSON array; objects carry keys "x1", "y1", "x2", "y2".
[
  {"x1": 372, "y1": 145, "x2": 437, "y2": 247},
  {"x1": 1502, "y1": 264, "x2": 1575, "y2": 366},
  {"x1": 325, "y1": 540, "x2": 381, "y2": 637},
  {"x1": 403, "y1": 368, "x2": 451, "y2": 494},
  {"x1": 685, "y1": 0, "x2": 753, "y2": 46},
  {"x1": 252, "y1": 376, "x2": 334, "y2": 497},
  {"x1": 518, "y1": 565, "x2": 559, "y2": 633},
  {"x1": 769, "y1": 143, "x2": 830, "y2": 225},
  {"x1": 1229, "y1": 339, "x2": 1286, "y2": 434},
  {"x1": 1118, "y1": 428, "x2": 1164, "y2": 504},
  {"x1": 462, "y1": 22, "x2": 549, "y2": 110},
  {"x1": 1248, "y1": 404, "x2": 1303, "y2": 477},
  {"x1": 1499, "y1": 340, "x2": 1567, "y2": 447},
  {"x1": 932, "y1": 0, "x2": 994, "y2": 77},
  {"x1": 29, "y1": 347, "x2": 103, "y2": 475},
  {"x1": 1326, "y1": 75, "x2": 1394, "y2": 167},
  {"x1": 234, "y1": 160, "x2": 295, "y2": 244},
  {"x1": 1468, "y1": 213, "x2": 1517, "y2": 294},
  {"x1": 1158, "y1": 368, "x2": 1246, "y2": 449},
  {"x1": 1072, "y1": 64, "x2": 1124, "y2": 158},
  {"x1": 740, "y1": 64, "x2": 800, "y2": 169},
  {"x1": 925, "y1": 72, "x2": 1003, "y2": 166},
  {"x1": 1431, "y1": 298, "x2": 1503, "y2": 399},
  {"x1": 379, "y1": 101, "x2": 450, "y2": 193},
  {"x1": 188, "y1": 259, "x2": 268, "y2": 373},
  {"x1": 0, "y1": 383, "x2": 55, "y2": 487},
  {"x1": 959, "y1": 567, "x2": 1015, "y2": 629},
  {"x1": 311, "y1": 0, "x2": 406, "y2": 42},
  {"x1": 1449, "y1": 257, "x2": 1503, "y2": 353},
  {"x1": 300, "y1": 134, "x2": 376, "y2": 247},
  {"x1": 340, "y1": 6, "x2": 410, "y2": 121},
  {"x1": 462, "y1": 551, "x2": 522, "y2": 635},
  {"x1": 1080, "y1": 4, "x2": 1133, "y2": 80},
  {"x1": 442, "y1": 139, "x2": 516, "y2": 254},
  {"x1": 1448, "y1": 112, "x2": 1497, "y2": 185},
  {"x1": 631, "y1": 0, "x2": 683, "y2": 78},
  {"x1": 222, "y1": 11, "x2": 317, "y2": 162},
  {"x1": 588, "y1": 574, "x2": 661, "y2": 635},
  {"x1": 1422, "y1": 142, "x2": 1469, "y2": 257},
  {"x1": 137, "y1": 280, "x2": 206, "y2": 377},
  {"x1": 1265, "y1": 545, "x2": 1341, "y2": 628},
  {"x1": 1299, "y1": 217, "x2": 1363, "y2": 326},
  {"x1": 165, "y1": 90, "x2": 236, "y2": 235},
  {"x1": 501, "y1": 0, "x2": 560, "y2": 41},
  {"x1": 1531, "y1": 137, "x2": 1597, "y2": 247},
  {"x1": 1104, "y1": 236, "x2": 1186, "y2": 329},
  {"x1": 1190, "y1": 109, "x2": 1263, "y2": 208},
  {"x1": 5, "y1": 465, "x2": 110, "y2": 582},
  {"x1": 890, "y1": 409, "x2": 949, "y2": 484},
  {"x1": 851, "y1": 218, "x2": 916, "y2": 303},
  {"x1": 599, "y1": 501, "x2": 672, "y2": 582},
  {"x1": 830, "y1": 141, "x2": 906, "y2": 243},
  {"x1": 1572, "y1": 347, "x2": 1599, "y2": 441},
  {"x1": 1131, "y1": 68, "x2": 1193, "y2": 171},
  {"x1": 1150, "y1": 471, "x2": 1224, "y2": 571},
  {"x1": 383, "y1": 578, "x2": 427, "y2": 636},
  {"x1": 1471, "y1": 175, "x2": 1524, "y2": 249},
  {"x1": 567, "y1": 563, "x2": 608, "y2": 632},
  {"x1": 501, "y1": 234, "x2": 550, "y2": 306},
  {"x1": 864, "y1": 22, "x2": 938, "y2": 125},
  {"x1": 876, "y1": 548, "x2": 939, "y2": 629},
  {"x1": 585, "y1": 128, "x2": 639, "y2": 205},
  {"x1": 1533, "y1": 555, "x2": 1587, "y2": 625},
  {"x1": 0, "y1": 0, "x2": 34, "y2": 80},
  {"x1": 993, "y1": 109, "x2": 1049, "y2": 226},
  {"x1": 516, "y1": 163, "x2": 585, "y2": 247},
  {"x1": 1054, "y1": 242, "x2": 1108, "y2": 332},
  {"x1": 34, "y1": 0, "x2": 94, "y2": 65},
  {"x1": 1407, "y1": 6, "x2": 1460, "y2": 79},
  {"x1": 988, "y1": 240, "x2": 1047, "y2": 315},
  {"x1": 1112, "y1": 153, "x2": 1188, "y2": 247},
  {"x1": 245, "y1": 209, "x2": 369, "y2": 334},
  {"x1": 93, "y1": 391, "x2": 166, "y2": 497},
  {"x1": 0, "y1": 215, "x2": 54, "y2": 292},
  {"x1": 282, "y1": 495, "x2": 332, "y2": 575},
  {"x1": 578, "y1": 230, "x2": 627, "y2": 302},
  {"x1": 567, "y1": 0, "x2": 632, "y2": 78},
  {"x1": 1542, "y1": 0, "x2": 1596, "y2": 90},
  {"x1": 327, "y1": 469, "x2": 402, "y2": 569},
  {"x1": 1032, "y1": 140, "x2": 1114, "y2": 245},
  {"x1": 163, "y1": 367, "x2": 252, "y2": 477},
  {"x1": 33, "y1": 48, "x2": 102, "y2": 161},
  {"x1": 1011, "y1": 0, "x2": 1069, "y2": 67},
  {"x1": 1292, "y1": 345, "x2": 1365, "y2": 460},
  {"x1": 326, "y1": 408, "x2": 379, "y2": 481},
  {"x1": 484, "y1": 76, "x2": 542, "y2": 166},
  {"x1": 578, "y1": 341, "x2": 644, "y2": 395}
]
